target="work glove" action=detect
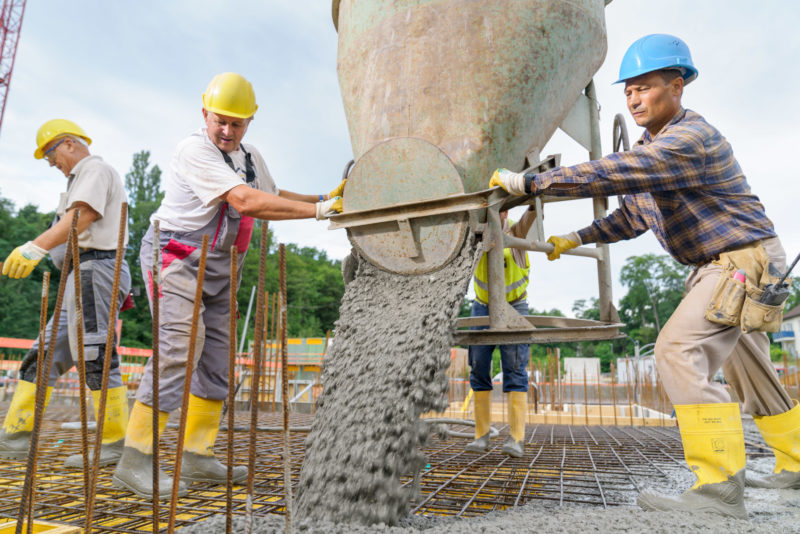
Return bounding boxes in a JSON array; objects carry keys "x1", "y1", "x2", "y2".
[
  {"x1": 489, "y1": 168, "x2": 528, "y2": 196},
  {"x1": 328, "y1": 178, "x2": 347, "y2": 200},
  {"x1": 546, "y1": 232, "x2": 581, "y2": 261},
  {"x1": 2, "y1": 241, "x2": 48, "y2": 279},
  {"x1": 316, "y1": 196, "x2": 343, "y2": 220}
]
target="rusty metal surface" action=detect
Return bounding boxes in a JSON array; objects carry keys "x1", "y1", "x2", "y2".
[
  {"x1": 343, "y1": 137, "x2": 469, "y2": 274},
  {"x1": 336, "y1": 0, "x2": 607, "y2": 194}
]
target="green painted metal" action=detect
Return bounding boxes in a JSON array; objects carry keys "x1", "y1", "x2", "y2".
[{"x1": 335, "y1": 0, "x2": 608, "y2": 194}]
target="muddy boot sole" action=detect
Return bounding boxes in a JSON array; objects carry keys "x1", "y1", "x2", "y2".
[
  {"x1": 745, "y1": 470, "x2": 800, "y2": 489},
  {"x1": 637, "y1": 472, "x2": 747, "y2": 520},
  {"x1": 501, "y1": 438, "x2": 524, "y2": 458},
  {"x1": 112, "y1": 446, "x2": 187, "y2": 500},
  {"x1": 0, "y1": 431, "x2": 31, "y2": 460},
  {"x1": 465, "y1": 433, "x2": 491, "y2": 453}
]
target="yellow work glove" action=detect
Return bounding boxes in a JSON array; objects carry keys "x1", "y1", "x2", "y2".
[
  {"x1": 315, "y1": 196, "x2": 343, "y2": 220},
  {"x1": 489, "y1": 168, "x2": 528, "y2": 196},
  {"x1": 2, "y1": 241, "x2": 48, "y2": 279},
  {"x1": 328, "y1": 178, "x2": 347, "y2": 200},
  {"x1": 546, "y1": 232, "x2": 581, "y2": 261}
]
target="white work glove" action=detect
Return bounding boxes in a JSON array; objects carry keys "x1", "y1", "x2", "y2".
[
  {"x1": 2, "y1": 241, "x2": 48, "y2": 279},
  {"x1": 315, "y1": 196, "x2": 343, "y2": 220},
  {"x1": 489, "y1": 168, "x2": 528, "y2": 196}
]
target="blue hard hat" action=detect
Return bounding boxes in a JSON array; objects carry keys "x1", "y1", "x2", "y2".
[{"x1": 615, "y1": 34, "x2": 698, "y2": 85}]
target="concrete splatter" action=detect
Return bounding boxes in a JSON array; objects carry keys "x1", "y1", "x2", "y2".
[{"x1": 294, "y1": 235, "x2": 480, "y2": 525}]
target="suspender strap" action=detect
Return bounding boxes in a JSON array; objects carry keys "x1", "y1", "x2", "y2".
[{"x1": 218, "y1": 145, "x2": 256, "y2": 183}]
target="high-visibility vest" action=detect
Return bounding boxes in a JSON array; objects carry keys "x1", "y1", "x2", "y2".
[{"x1": 473, "y1": 245, "x2": 529, "y2": 305}]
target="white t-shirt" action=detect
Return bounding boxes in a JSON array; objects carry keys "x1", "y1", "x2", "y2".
[
  {"x1": 152, "y1": 129, "x2": 278, "y2": 232},
  {"x1": 58, "y1": 155, "x2": 129, "y2": 249}
]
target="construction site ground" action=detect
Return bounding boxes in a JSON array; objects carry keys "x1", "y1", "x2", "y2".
[{"x1": 0, "y1": 401, "x2": 796, "y2": 533}]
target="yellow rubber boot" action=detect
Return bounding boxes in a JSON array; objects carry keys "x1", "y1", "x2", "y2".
[
  {"x1": 638, "y1": 403, "x2": 746, "y2": 519},
  {"x1": 112, "y1": 401, "x2": 186, "y2": 500},
  {"x1": 0, "y1": 380, "x2": 52, "y2": 460},
  {"x1": 181, "y1": 394, "x2": 246, "y2": 484},
  {"x1": 465, "y1": 390, "x2": 492, "y2": 453},
  {"x1": 63, "y1": 386, "x2": 130, "y2": 468},
  {"x1": 501, "y1": 391, "x2": 527, "y2": 458},
  {"x1": 747, "y1": 402, "x2": 800, "y2": 489}
]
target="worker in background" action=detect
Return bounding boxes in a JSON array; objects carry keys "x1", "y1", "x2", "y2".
[
  {"x1": 490, "y1": 34, "x2": 800, "y2": 518},
  {"x1": 112, "y1": 72, "x2": 343, "y2": 500},
  {"x1": 0, "y1": 119, "x2": 131, "y2": 470},
  {"x1": 465, "y1": 207, "x2": 536, "y2": 458}
]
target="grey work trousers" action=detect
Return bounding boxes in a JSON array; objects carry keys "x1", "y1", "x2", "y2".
[
  {"x1": 654, "y1": 237, "x2": 793, "y2": 416},
  {"x1": 19, "y1": 258, "x2": 131, "y2": 391},
  {"x1": 136, "y1": 205, "x2": 252, "y2": 412}
]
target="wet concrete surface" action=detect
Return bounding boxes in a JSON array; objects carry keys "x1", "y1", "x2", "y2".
[{"x1": 295, "y1": 238, "x2": 481, "y2": 525}]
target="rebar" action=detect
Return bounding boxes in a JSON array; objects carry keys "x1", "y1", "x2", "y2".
[
  {"x1": 167, "y1": 233, "x2": 209, "y2": 533},
  {"x1": 16, "y1": 211, "x2": 76, "y2": 534},
  {"x1": 269, "y1": 292, "x2": 278, "y2": 412},
  {"x1": 86, "y1": 202, "x2": 128, "y2": 532},
  {"x1": 246, "y1": 223, "x2": 269, "y2": 534},
  {"x1": 279, "y1": 244, "x2": 292, "y2": 534},
  {"x1": 151, "y1": 220, "x2": 161, "y2": 532},
  {"x1": 226, "y1": 245, "x2": 238, "y2": 534},
  {"x1": 67, "y1": 212, "x2": 91, "y2": 508}
]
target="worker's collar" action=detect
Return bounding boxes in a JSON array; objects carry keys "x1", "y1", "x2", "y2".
[
  {"x1": 640, "y1": 108, "x2": 687, "y2": 144},
  {"x1": 67, "y1": 154, "x2": 100, "y2": 179}
]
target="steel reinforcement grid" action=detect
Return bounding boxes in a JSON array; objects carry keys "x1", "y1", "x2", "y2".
[{"x1": 0, "y1": 413, "x2": 771, "y2": 532}]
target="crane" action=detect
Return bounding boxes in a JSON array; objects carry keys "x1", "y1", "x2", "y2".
[{"x1": 0, "y1": 0, "x2": 26, "y2": 137}]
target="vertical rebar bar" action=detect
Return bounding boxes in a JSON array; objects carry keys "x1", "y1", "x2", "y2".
[
  {"x1": 226, "y1": 245, "x2": 238, "y2": 534},
  {"x1": 17, "y1": 212, "x2": 76, "y2": 534},
  {"x1": 596, "y1": 366, "x2": 603, "y2": 426},
  {"x1": 625, "y1": 359, "x2": 634, "y2": 426},
  {"x1": 261, "y1": 291, "x2": 271, "y2": 410},
  {"x1": 67, "y1": 213, "x2": 91, "y2": 507},
  {"x1": 246, "y1": 223, "x2": 269, "y2": 534},
  {"x1": 167, "y1": 234, "x2": 209, "y2": 534},
  {"x1": 610, "y1": 361, "x2": 618, "y2": 426},
  {"x1": 151, "y1": 221, "x2": 161, "y2": 532},
  {"x1": 279, "y1": 244, "x2": 292, "y2": 534},
  {"x1": 583, "y1": 365, "x2": 589, "y2": 426},
  {"x1": 569, "y1": 370, "x2": 575, "y2": 426},
  {"x1": 86, "y1": 203, "x2": 127, "y2": 532},
  {"x1": 270, "y1": 292, "x2": 279, "y2": 413}
]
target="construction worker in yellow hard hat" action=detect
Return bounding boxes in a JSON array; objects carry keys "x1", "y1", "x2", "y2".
[
  {"x1": 0, "y1": 119, "x2": 132, "y2": 470},
  {"x1": 465, "y1": 207, "x2": 536, "y2": 458},
  {"x1": 112, "y1": 72, "x2": 345, "y2": 500},
  {"x1": 490, "y1": 34, "x2": 800, "y2": 518}
]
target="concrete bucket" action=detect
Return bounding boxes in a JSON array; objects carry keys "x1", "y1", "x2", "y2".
[{"x1": 331, "y1": 0, "x2": 608, "y2": 275}]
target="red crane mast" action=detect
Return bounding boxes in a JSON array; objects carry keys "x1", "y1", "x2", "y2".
[{"x1": 0, "y1": 0, "x2": 26, "y2": 137}]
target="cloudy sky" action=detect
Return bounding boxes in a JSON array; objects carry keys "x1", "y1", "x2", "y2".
[{"x1": 0, "y1": 0, "x2": 797, "y2": 318}]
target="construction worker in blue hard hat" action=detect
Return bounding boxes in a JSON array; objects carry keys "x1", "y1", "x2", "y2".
[
  {"x1": 0, "y1": 119, "x2": 132, "y2": 470},
  {"x1": 465, "y1": 207, "x2": 536, "y2": 458},
  {"x1": 488, "y1": 34, "x2": 800, "y2": 518},
  {"x1": 112, "y1": 72, "x2": 345, "y2": 500}
]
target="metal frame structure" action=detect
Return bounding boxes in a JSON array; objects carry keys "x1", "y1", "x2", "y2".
[{"x1": 0, "y1": 0, "x2": 26, "y2": 137}]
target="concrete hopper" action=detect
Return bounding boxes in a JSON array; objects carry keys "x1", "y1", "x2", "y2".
[{"x1": 331, "y1": 0, "x2": 608, "y2": 274}]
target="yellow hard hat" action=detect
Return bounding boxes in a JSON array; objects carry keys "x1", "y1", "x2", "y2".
[
  {"x1": 202, "y1": 72, "x2": 258, "y2": 119},
  {"x1": 34, "y1": 119, "x2": 92, "y2": 159}
]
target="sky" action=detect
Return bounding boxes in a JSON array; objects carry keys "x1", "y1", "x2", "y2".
[{"x1": 0, "y1": 0, "x2": 798, "y2": 318}]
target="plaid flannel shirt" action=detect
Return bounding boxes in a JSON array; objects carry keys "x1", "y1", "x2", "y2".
[{"x1": 533, "y1": 109, "x2": 776, "y2": 265}]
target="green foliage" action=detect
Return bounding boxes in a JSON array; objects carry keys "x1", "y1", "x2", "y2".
[
  {"x1": 785, "y1": 277, "x2": 800, "y2": 312},
  {"x1": 618, "y1": 254, "x2": 688, "y2": 346},
  {"x1": 120, "y1": 151, "x2": 164, "y2": 347},
  {"x1": 770, "y1": 344, "x2": 787, "y2": 362},
  {"x1": 0, "y1": 192, "x2": 60, "y2": 340}
]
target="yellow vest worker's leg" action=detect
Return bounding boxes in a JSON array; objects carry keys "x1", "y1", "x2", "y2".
[
  {"x1": 501, "y1": 391, "x2": 527, "y2": 458},
  {"x1": 0, "y1": 380, "x2": 52, "y2": 460},
  {"x1": 465, "y1": 390, "x2": 493, "y2": 453}
]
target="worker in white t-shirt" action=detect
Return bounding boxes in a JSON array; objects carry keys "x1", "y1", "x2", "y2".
[
  {"x1": 112, "y1": 72, "x2": 344, "y2": 500},
  {"x1": 0, "y1": 119, "x2": 131, "y2": 470}
]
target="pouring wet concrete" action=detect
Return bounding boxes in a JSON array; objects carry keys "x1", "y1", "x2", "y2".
[{"x1": 294, "y1": 235, "x2": 481, "y2": 525}]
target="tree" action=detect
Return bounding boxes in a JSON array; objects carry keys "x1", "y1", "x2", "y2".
[
  {"x1": 618, "y1": 254, "x2": 688, "y2": 345},
  {"x1": 120, "y1": 151, "x2": 164, "y2": 347}
]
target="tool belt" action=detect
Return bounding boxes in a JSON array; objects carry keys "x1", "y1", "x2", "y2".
[
  {"x1": 704, "y1": 241, "x2": 787, "y2": 333},
  {"x1": 78, "y1": 249, "x2": 116, "y2": 262}
]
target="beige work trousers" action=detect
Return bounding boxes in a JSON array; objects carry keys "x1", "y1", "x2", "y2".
[{"x1": 654, "y1": 237, "x2": 793, "y2": 416}]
